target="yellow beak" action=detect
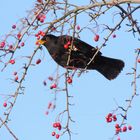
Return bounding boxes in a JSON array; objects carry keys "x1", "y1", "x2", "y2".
[{"x1": 36, "y1": 40, "x2": 46, "y2": 45}]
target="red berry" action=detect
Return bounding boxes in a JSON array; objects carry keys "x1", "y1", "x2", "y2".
[
  {"x1": 9, "y1": 45, "x2": 14, "y2": 50},
  {"x1": 37, "y1": 14, "x2": 41, "y2": 20},
  {"x1": 40, "y1": 31, "x2": 45, "y2": 36},
  {"x1": 15, "y1": 76, "x2": 18, "y2": 81},
  {"x1": 36, "y1": 59, "x2": 41, "y2": 64},
  {"x1": 67, "y1": 77, "x2": 72, "y2": 84},
  {"x1": 37, "y1": 13, "x2": 46, "y2": 23},
  {"x1": 64, "y1": 44, "x2": 69, "y2": 49},
  {"x1": 64, "y1": 41, "x2": 71, "y2": 49},
  {"x1": 50, "y1": 83, "x2": 57, "y2": 89},
  {"x1": 112, "y1": 34, "x2": 116, "y2": 38},
  {"x1": 67, "y1": 41, "x2": 71, "y2": 46},
  {"x1": 38, "y1": 31, "x2": 42, "y2": 35},
  {"x1": 116, "y1": 127, "x2": 121, "y2": 134},
  {"x1": 56, "y1": 122, "x2": 61, "y2": 128},
  {"x1": 53, "y1": 123, "x2": 57, "y2": 128},
  {"x1": 37, "y1": 36, "x2": 40, "y2": 40},
  {"x1": 137, "y1": 58, "x2": 140, "y2": 63},
  {"x1": 106, "y1": 117, "x2": 112, "y2": 123},
  {"x1": 12, "y1": 24, "x2": 16, "y2": 29},
  {"x1": 0, "y1": 41, "x2": 5, "y2": 48},
  {"x1": 56, "y1": 134, "x2": 60, "y2": 139},
  {"x1": 21, "y1": 42, "x2": 25, "y2": 47},
  {"x1": 113, "y1": 117, "x2": 117, "y2": 122},
  {"x1": 52, "y1": 131, "x2": 56, "y2": 136},
  {"x1": 122, "y1": 126, "x2": 127, "y2": 132},
  {"x1": 3, "y1": 102, "x2": 7, "y2": 107},
  {"x1": 40, "y1": 18, "x2": 45, "y2": 23},
  {"x1": 53, "y1": 84, "x2": 57, "y2": 88},
  {"x1": 115, "y1": 124, "x2": 120, "y2": 129},
  {"x1": 9, "y1": 59, "x2": 15, "y2": 64},
  {"x1": 76, "y1": 25, "x2": 80, "y2": 30},
  {"x1": 42, "y1": 14, "x2": 46, "y2": 19},
  {"x1": 107, "y1": 113, "x2": 112, "y2": 118},
  {"x1": 17, "y1": 33, "x2": 21, "y2": 39},
  {"x1": 128, "y1": 125, "x2": 132, "y2": 130},
  {"x1": 35, "y1": 41, "x2": 40, "y2": 45},
  {"x1": 58, "y1": 126, "x2": 62, "y2": 130},
  {"x1": 94, "y1": 34, "x2": 99, "y2": 42},
  {"x1": 113, "y1": 115, "x2": 117, "y2": 121},
  {"x1": 35, "y1": 33, "x2": 39, "y2": 37}
]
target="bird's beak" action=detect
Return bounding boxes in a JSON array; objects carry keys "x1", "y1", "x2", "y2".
[{"x1": 36, "y1": 40, "x2": 46, "y2": 45}]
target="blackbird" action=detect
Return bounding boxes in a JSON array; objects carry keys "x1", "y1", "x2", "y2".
[{"x1": 37, "y1": 34, "x2": 124, "y2": 80}]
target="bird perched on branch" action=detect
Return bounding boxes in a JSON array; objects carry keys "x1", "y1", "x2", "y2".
[{"x1": 37, "y1": 34, "x2": 124, "y2": 80}]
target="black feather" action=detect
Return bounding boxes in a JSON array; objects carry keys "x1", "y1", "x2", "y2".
[{"x1": 41, "y1": 34, "x2": 124, "y2": 80}]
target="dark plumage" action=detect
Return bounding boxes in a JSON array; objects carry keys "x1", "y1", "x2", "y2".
[{"x1": 38, "y1": 34, "x2": 124, "y2": 80}]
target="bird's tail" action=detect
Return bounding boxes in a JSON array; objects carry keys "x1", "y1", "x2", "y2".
[{"x1": 93, "y1": 56, "x2": 124, "y2": 80}]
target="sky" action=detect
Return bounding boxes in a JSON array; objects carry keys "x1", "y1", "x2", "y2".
[{"x1": 0, "y1": 1, "x2": 140, "y2": 140}]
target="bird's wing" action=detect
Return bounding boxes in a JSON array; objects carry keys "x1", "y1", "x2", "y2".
[{"x1": 59, "y1": 35, "x2": 102, "y2": 56}]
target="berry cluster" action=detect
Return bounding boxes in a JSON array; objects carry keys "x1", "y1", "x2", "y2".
[
  {"x1": 115, "y1": 124, "x2": 132, "y2": 134},
  {"x1": 106, "y1": 113, "x2": 117, "y2": 123},
  {"x1": 35, "y1": 30, "x2": 45, "y2": 45},
  {"x1": 36, "y1": 30, "x2": 45, "y2": 38},
  {"x1": 42, "y1": 76, "x2": 58, "y2": 90},
  {"x1": 45, "y1": 76, "x2": 58, "y2": 89},
  {"x1": 51, "y1": 122, "x2": 61, "y2": 139},
  {"x1": 106, "y1": 113, "x2": 132, "y2": 140},
  {"x1": 12, "y1": 24, "x2": 22, "y2": 41},
  {"x1": 37, "y1": 13, "x2": 46, "y2": 23}
]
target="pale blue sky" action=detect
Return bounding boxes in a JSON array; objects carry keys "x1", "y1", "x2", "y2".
[{"x1": 0, "y1": 1, "x2": 140, "y2": 140}]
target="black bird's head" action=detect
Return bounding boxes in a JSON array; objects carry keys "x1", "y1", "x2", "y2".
[{"x1": 36, "y1": 34, "x2": 57, "y2": 47}]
